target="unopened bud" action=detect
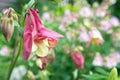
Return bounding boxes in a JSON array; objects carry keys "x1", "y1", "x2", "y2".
[
  {"x1": 0, "y1": 17, "x2": 14, "y2": 41},
  {"x1": 0, "y1": 8, "x2": 18, "y2": 41},
  {"x1": 70, "y1": 51, "x2": 84, "y2": 68}
]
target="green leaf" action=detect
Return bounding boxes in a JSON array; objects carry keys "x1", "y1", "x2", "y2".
[
  {"x1": 118, "y1": 77, "x2": 120, "y2": 80},
  {"x1": 95, "y1": 67, "x2": 109, "y2": 76},
  {"x1": 107, "y1": 67, "x2": 118, "y2": 80},
  {"x1": 83, "y1": 73, "x2": 107, "y2": 80},
  {"x1": 23, "y1": 0, "x2": 36, "y2": 11},
  {"x1": 14, "y1": 20, "x2": 20, "y2": 27},
  {"x1": 27, "y1": 0, "x2": 36, "y2": 8}
]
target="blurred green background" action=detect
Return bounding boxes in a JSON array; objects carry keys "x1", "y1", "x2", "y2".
[{"x1": 0, "y1": 0, "x2": 120, "y2": 80}]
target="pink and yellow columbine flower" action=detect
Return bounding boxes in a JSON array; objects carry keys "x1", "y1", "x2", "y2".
[
  {"x1": 89, "y1": 27, "x2": 104, "y2": 45},
  {"x1": 22, "y1": 9, "x2": 63, "y2": 69}
]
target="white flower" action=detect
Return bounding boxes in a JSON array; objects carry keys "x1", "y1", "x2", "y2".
[{"x1": 10, "y1": 65, "x2": 26, "y2": 80}]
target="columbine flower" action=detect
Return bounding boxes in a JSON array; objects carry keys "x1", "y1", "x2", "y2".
[
  {"x1": 22, "y1": 8, "x2": 63, "y2": 69},
  {"x1": 70, "y1": 51, "x2": 84, "y2": 68},
  {"x1": 89, "y1": 27, "x2": 104, "y2": 45}
]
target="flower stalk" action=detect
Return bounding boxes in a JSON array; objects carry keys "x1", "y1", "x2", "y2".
[{"x1": 6, "y1": 35, "x2": 22, "y2": 80}]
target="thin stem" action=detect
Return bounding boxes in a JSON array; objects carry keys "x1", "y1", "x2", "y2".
[
  {"x1": 6, "y1": 37, "x2": 23, "y2": 80},
  {"x1": 11, "y1": 31, "x2": 19, "y2": 65},
  {"x1": 6, "y1": 1, "x2": 38, "y2": 79},
  {"x1": 6, "y1": 31, "x2": 19, "y2": 80}
]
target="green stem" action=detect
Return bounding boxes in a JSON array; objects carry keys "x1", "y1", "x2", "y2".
[
  {"x1": 11, "y1": 31, "x2": 19, "y2": 65},
  {"x1": 6, "y1": 37, "x2": 23, "y2": 80},
  {"x1": 6, "y1": 1, "x2": 38, "y2": 79}
]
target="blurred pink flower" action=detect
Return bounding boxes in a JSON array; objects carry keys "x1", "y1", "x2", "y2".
[
  {"x1": 0, "y1": 46, "x2": 10, "y2": 56},
  {"x1": 61, "y1": 10, "x2": 72, "y2": 24},
  {"x1": 92, "y1": 53, "x2": 103, "y2": 66},
  {"x1": 100, "y1": 20, "x2": 112, "y2": 33},
  {"x1": 72, "y1": 13, "x2": 79, "y2": 19},
  {"x1": 62, "y1": 16, "x2": 72, "y2": 24},
  {"x1": 95, "y1": 8, "x2": 106, "y2": 18},
  {"x1": 111, "y1": 52, "x2": 120, "y2": 63},
  {"x1": 80, "y1": 6, "x2": 93, "y2": 17},
  {"x1": 71, "y1": 13, "x2": 79, "y2": 22},
  {"x1": 64, "y1": 10, "x2": 71, "y2": 16},
  {"x1": 70, "y1": 52, "x2": 84, "y2": 68},
  {"x1": 89, "y1": 27, "x2": 104, "y2": 45},
  {"x1": 59, "y1": 23, "x2": 66, "y2": 31},
  {"x1": 23, "y1": 8, "x2": 63, "y2": 69},
  {"x1": 104, "y1": 56, "x2": 117, "y2": 68},
  {"x1": 79, "y1": 28, "x2": 89, "y2": 42},
  {"x1": 109, "y1": 17, "x2": 119, "y2": 27},
  {"x1": 93, "y1": 52, "x2": 120, "y2": 68},
  {"x1": 103, "y1": 52, "x2": 120, "y2": 68},
  {"x1": 101, "y1": 1, "x2": 109, "y2": 9}
]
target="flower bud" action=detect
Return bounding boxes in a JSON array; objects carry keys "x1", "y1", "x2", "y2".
[
  {"x1": 70, "y1": 51, "x2": 84, "y2": 68},
  {"x1": 0, "y1": 8, "x2": 17, "y2": 41}
]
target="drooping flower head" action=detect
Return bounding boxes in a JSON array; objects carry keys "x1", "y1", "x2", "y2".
[{"x1": 23, "y1": 8, "x2": 63, "y2": 69}]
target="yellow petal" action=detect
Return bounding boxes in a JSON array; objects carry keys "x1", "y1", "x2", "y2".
[
  {"x1": 43, "y1": 39, "x2": 49, "y2": 47},
  {"x1": 36, "y1": 41, "x2": 49, "y2": 57},
  {"x1": 36, "y1": 58, "x2": 42, "y2": 69},
  {"x1": 32, "y1": 42, "x2": 38, "y2": 52}
]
